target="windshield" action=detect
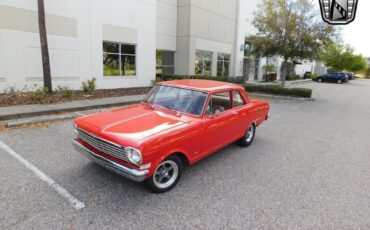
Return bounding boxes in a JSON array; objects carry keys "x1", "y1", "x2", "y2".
[{"x1": 145, "y1": 85, "x2": 208, "y2": 116}]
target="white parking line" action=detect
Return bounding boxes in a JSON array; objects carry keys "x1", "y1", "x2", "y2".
[{"x1": 0, "y1": 140, "x2": 85, "y2": 210}]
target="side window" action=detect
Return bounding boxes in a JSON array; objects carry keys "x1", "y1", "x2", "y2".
[
  {"x1": 207, "y1": 91, "x2": 231, "y2": 115},
  {"x1": 233, "y1": 91, "x2": 245, "y2": 107}
]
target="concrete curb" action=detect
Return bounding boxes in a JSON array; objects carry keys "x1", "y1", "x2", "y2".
[
  {"x1": 286, "y1": 79, "x2": 313, "y2": 85},
  {"x1": 0, "y1": 95, "x2": 145, "y2": 121},
  {"x1": 248, "y1": 93, "x2": 315, "y2": 101},
  {"x1": 1, "y1": 91, "x2": 314, "y2": 125},
  {"x1": 5, "y1": 113, "x2": 81, "y2": 128}
]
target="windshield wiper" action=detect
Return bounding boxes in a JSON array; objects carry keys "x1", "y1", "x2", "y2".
[
  {"x1": 154, "y1": 104, "x2": 182, "y2": 115},
  {"x1": 161, "y1": 104, "x2": 175, "y2": 111}
]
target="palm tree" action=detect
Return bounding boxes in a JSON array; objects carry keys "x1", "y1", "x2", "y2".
[{"x1": 37, "y1": 0, "x2": 52, "y2": 92}]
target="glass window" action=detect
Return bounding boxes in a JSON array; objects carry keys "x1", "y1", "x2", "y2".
[
  {"x1": 103, "y1": 54, "x2": 120, "y2": 76},
  {"x1": 156, "y1": 50, "x2": 175, "y2": 77},
  {"x1": 207, "y1": 91, "x2": 232, "y2": 115},
  {"x1": 145, "y1": 85, "x2": 208, "y2": 116},
  {"x1": 244, "y1": 41, "x2": 252, "y2": 57},
  {"x1": 233, "y1": 91, "x2": 245, "y2": 107},
  {"x1": 217, "y1": 53, "x2": 231, "y2": 77},
  {"x1": 103, "y1": 41, "x2": 136, "y2": 76},
  {"x1": 195, "y1": 50, "x2": 212, "y2": 76}
]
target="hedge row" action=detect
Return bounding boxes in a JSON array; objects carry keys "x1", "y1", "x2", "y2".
[
  {"x1": 286, "y1": 75, "x2": 301, "y2": 81},
  {"x1": 156, "y1": 75, "x2": 312, "y2": 98},
  {"x1": 244, "y1": 84, "x2": 312, "y2": 98}
]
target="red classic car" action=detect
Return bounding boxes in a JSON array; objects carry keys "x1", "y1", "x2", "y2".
[{"x1": 73, "y1": 80, "x2": 270, "y2": 193}]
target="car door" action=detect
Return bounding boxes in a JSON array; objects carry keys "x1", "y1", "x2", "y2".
[
  {"x1": 230, "y1": 90, "x2": 253, "y2": 137},
  {"x1": 323, "y1": 73, "x2": 331, "y2": 82},
  {"x1": 328, "y1": 73, "x2": 337, "y2": 82},
  {"x1": 200, "y1": 90, "x2": 238, "y2": 157}
]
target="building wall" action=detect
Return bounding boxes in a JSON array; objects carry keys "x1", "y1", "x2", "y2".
[
  {"x1": 234, "y1": 0, "x2": 259, "y2": 77},
  {"x1": 156, "y1": 0, "x2": 177, "y2": 51},
  {"x1": 0, "y1": 0, "x2": 156, "y2": 92},
  {"x1": 175, "y1": 0, "x2": 237, "y2": 76},
  {"x1": 0, "y1": 0, "x2": 301, "y2": 92}
]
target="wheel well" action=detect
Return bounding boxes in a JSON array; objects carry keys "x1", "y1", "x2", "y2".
[{"x1": 172, "y1": 152, "x2": 190, "y2": 166}]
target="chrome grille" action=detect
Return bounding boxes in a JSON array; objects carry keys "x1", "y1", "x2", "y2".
[{"x1": 77, "y1": 129, "x2": 129, "y2": 162}]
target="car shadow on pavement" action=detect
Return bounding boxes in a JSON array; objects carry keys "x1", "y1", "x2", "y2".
[{"x1": 68, "y1": 138, "x2": 270, "y2": 211}]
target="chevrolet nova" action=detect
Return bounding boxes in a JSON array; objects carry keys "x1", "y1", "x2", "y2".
[{"x1": 73, "y1": 80, "x2": 270, "y2": 193}]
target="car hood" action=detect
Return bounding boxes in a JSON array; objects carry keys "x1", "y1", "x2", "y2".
[{"x1": 75, "y1": 104, "x2": 189, "y2": 146}]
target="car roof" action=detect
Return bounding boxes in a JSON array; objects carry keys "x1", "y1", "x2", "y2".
[{"x1": 159, "y1": 79, "x2": 243, "y2": 92}]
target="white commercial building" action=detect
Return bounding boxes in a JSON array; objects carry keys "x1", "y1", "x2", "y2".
[{"x1": 0, "y1": 0, "x2": 324, "y2": 92}]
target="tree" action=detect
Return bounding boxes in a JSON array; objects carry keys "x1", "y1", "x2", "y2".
[
  {"x1": 320, "y1": 44, "x2": 368, "y2": 72},
  {"x1": 249, "y1": 0, "x2": 338, "y2": 87},
  {"x1": 37, "y1": 0, "x2": 52, "y2": 93},
  {"x1": 262, "y1": 64, "x2": 277, "y2": 75}
]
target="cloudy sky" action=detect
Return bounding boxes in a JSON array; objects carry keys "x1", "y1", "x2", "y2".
[{"x1": 341, "y1": 0, "x2": 370, "y2": 57}]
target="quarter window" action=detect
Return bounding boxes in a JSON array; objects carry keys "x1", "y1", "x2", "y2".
[
  {"x1": 233, "y1": 91, "x2": 245, "y2": 107},
  {"x1": 206, "y1": 91, "x2": 232, "y2": 115},
  {"x1": 195, "y1": 50, "x2": 212, "y2": 76},
  {"x1": 217, "y1": 53, "x2": 230, "y2": 77},
  {"x1": 103, "y1": 41, "x2": 136, "y2": 76}
]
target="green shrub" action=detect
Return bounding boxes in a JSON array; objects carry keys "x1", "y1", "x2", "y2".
[
  {"x1": 366, "y1": 67, "x2": 370, "y2": 78},
  {"x1": 31, "y1": 87, "x2": 49, "y2": 100},
  {"x1": 285, "y1": 75, "x2": 301, "y2": 81},
  {"x1": 262, "y1": 64, "x2": 277, "y2": 74},
  {"x1": 82, "y1": 78, "x2": 96, "y2": 95},
  {"x1": 57, "y1": 86, "x2": 74, "y2": 98},
  {"x1": 244, "y1": 84, "x2": 312, "y2": 98},
  {"x1": 304, "y1": 73, "x2": 318, "y2": 79}
]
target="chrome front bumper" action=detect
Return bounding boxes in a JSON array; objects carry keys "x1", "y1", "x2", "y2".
[{"x1": 73, "y1": 140, "x2": 148, "y2": 182}]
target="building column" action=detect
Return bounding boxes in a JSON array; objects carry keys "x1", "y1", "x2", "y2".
[{"x1": 211, "y1": 52, "x2": 217, "y2": 76}]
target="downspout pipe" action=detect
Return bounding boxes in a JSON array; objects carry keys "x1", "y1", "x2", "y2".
[{"x1": 234, "y1": 0, "x2": 241, "y2": 78}]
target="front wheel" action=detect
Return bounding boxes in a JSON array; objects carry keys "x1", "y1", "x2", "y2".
[
  {"x1": 145, "y1": 155, "x2": 183, "y2": 193},
  {"x1": 337, "y1": 79, "x2": 343, "y2": 84},
  {"x1": 237, "y1": 124, "x2": 256, "y2": 147}
]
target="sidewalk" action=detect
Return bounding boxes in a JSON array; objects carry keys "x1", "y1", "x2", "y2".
[
  {"x1": 0, "y1": 94, "x2": 146, "y2": 121},
  {"x1": 0, "y1": 82, "x2": 314, "y2": 123},
  {"x1": 286, "y1": 79, "x2": 312, "y2": 86},
  {"x1": 247, "y1": 79, "x2": 312, "y2": 87}
]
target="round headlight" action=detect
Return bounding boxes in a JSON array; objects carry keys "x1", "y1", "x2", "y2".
[
  {"x1": 73, "y1": 123, "x2": 78, "y2": 136},
  {"x1": 126, "y1": 147, "x2": 142, "y2": 164}
]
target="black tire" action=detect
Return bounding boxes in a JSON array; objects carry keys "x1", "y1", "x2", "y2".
[
  {"x1": 237, "y1": 124, "x2": 256, "y2": 147},
  {"x1": 145, "y1": 155, "x2": 183, "y2": 193}
]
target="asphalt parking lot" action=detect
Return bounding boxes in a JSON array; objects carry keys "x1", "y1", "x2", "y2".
[{"x1": 1, "y1": 80, "x2": 370, "y2": 229}]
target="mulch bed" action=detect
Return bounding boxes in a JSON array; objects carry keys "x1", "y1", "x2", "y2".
[{"x1": 0, "y1": 87, "x2": 152, "y2": 107}]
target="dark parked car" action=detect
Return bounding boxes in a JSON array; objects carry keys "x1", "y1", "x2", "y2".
[
  {"x1": 346, "y1": 72, "x2": 354, "y2": 80},
  {"x1": 313, "y1": 72, "x2": 349, "y2": 84}
]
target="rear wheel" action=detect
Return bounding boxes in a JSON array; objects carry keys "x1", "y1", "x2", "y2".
[
  {"x1": 145, "y1": 155, "x2": 183, "y2": 193},
  {"x1": 318, "y1": 78, "x2": 323, "y2": 83},
  {"x1": 237, "y1": 124, "x2": 256, "y2": 147}
]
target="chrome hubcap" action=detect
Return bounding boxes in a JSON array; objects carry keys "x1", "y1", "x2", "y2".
[
  {"x1": 246, "y1": 125, "x2": 254, "y2": 143},
  {"x1": 153, "y1": 160, "x2": 178, "y2": 189}
]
